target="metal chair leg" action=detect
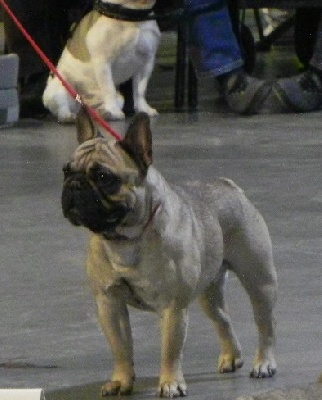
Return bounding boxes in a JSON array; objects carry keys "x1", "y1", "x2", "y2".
[{"x1": 175, "y1": 20, "x2": 188, "y2": 110}]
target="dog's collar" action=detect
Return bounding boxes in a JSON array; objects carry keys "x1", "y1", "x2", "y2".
[
  {"x1": 141, "y1": 202, "x2": 160, "y2": 233},
  {"x1": 94, "y1": 0, "x2": 155, "y2": 22},
  {"x1": 102, "y1": 202, "x2": 160, "y2": 241}
]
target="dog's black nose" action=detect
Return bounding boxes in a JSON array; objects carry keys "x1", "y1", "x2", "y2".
[
  {"x1": 61, "y1": 174, "x2": 87, "y2": 218},
  {"x1": 68, "y1": 178, "x2": 85, "y2": 191},
  {"x1": 61, "y1": 185, "x2": 85, "y2": 227},
  {"x1": 61, "y1": 186, "x2": 75, "y2": 215}
]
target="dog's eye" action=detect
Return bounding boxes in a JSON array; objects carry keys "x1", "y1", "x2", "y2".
[
  {"x1": 93, "y1": 169, "x2": 121, "y2": 189},
  {"x1": 90, "y1": 166, "x2": 122, "y2": 193}
]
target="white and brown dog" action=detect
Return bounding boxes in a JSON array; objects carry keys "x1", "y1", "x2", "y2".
[
  {"x1": 43, "y1": 0, "x2": 160, "y2": 123},
  {"x1": 62, "y1": 109, "x2": 278, "y2": 398}
]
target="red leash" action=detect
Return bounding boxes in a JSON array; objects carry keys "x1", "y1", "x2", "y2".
[{"x1": 0, "y1": 0, "x2": 123, "y2": 141}]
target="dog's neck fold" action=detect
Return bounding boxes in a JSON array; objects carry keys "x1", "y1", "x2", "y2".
[{"x1": 112, "y1": 193, "x2": 161, "y2": 241}]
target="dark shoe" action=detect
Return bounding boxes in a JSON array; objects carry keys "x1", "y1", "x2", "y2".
[
  {"x1": 272, "y1": 69, "x2": 322, "y2": 112},
  {"x1": 19, "y1": 96, "x2": 49, "y2": 119},
  {"x1": 222, "y1": 72, "x2": 272, "y2": 114}
]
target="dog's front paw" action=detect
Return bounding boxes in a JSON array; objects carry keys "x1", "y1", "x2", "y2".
[
  {"x1": 218, "y1": 354, "x2": 244, "y2": 373},
  {"x1": 101, "y1": 380, "x2": 133, "y2": 396},
  {"x1": 136, "y1": 102, "x2": 158, "y2": 117},
  {"x1": 138, "y1": 105, "x2": 158, "y2": 117},
  {"x1": 158, "y1": 380, "x2": 187, "y2": 398}
]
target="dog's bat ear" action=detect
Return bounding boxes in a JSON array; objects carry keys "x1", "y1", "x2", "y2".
[
  {"x1": 76, "y1": 106, "x2": 98, "y2": 144},
  {"x1": 120, "y1": 112, "x2": 153, "y2": 177}
]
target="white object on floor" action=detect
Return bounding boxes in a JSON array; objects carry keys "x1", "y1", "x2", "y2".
[{"x1": 0, "y1": 389, "x2": 45, "y2": 400}]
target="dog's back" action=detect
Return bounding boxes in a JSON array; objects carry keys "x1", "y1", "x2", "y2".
[{"x1": 175, "y1": 178, "x2": 274, "y2": 277}]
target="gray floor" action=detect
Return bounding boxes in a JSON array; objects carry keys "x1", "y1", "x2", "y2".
[{"x1": 0, "y1": 37, "x2": 322, "y2": 399}]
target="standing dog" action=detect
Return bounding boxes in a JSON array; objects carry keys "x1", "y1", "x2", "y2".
[
  {"x1": 62, "y1": 109, "x2": 278, "y2": 397},
  {"x1": 43, "y1": 0, "x2": 160, "y2": 123}
]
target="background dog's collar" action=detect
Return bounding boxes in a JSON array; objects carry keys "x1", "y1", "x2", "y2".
[
  {"x1": 94, "y1": 0, "x2": 226, "y2": 22},
  {"x1": 94, "y1": 0, "x2": 155, "y2": 22}
]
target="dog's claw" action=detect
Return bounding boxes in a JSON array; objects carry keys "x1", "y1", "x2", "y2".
[
  {"x1": 250, "y1": 360, "x2": 277, "y2": 378},
  {"x1": 218, "y1": 355, "x2": 244, "y2": 373},
  {"x1": 158, "y1": 381, "x2": 187, "y2": 398}
]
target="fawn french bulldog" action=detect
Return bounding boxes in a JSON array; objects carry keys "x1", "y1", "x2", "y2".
[{"x1": 62, "y1": 109, "x2": 277, "y2": 397}]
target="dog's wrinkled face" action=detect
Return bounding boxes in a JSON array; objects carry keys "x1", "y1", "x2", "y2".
[
  {"x1": 62, "y1": 142, "x2": 135, "y2": 235},
  {"x1": 62, "y1": 109, "x2": 152, "y2": 238}
]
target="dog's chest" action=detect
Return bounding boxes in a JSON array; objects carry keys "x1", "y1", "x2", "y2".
[
  {"x1": 90, "y1": 236, "x2": 193, "y2": 312},
  {"x1": 108, "y1": 239, "x2": 178, "y2": 310},
  {"x1": 110, "y1": 21, "x2": 160, "y2": 83}
]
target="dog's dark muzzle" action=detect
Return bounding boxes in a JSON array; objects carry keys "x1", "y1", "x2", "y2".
[{"x1": 62, "y1": 172, "x2": 130, "y2": 234}]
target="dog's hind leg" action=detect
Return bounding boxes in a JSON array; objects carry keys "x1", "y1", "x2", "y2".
[
  {"x1": 199, "y1": 268, "x2": 244, "y2": 374},
  {"x1": 234, "y1": 261, "x2": 277, "y2": 378},
  {"x1": 226, "y1": 224, "x2": 278, "y2": 378}
]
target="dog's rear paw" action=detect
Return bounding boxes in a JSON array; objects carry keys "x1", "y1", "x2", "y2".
[
  {"x1": 218, "y1": 354, "x2": 244, "y2": 373},
  {"x1": 101, "y1": 380, "x2": 133, "y2": 396},
  {"x1": 58, "y1": 113, "x2": 77, "y2": 124},
  {"x1": 250, "y1": 359, "x2": 277, "y2": 378},
  {"x1": 158, "y1": 380, "x2": 187, "y2": 398}
]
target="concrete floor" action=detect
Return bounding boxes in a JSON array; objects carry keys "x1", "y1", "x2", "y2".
[{"x1": 0, "y1": 36, "x2": 322, "y2": 399}]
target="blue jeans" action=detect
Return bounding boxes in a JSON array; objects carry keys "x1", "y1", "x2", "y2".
[{"x1": 187, "y1": 0, "x2": 244, "y2": 77}]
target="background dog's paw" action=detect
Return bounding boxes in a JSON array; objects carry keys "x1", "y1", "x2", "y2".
[
  {"x1": 103, "y1": 110, "x2": 125, "y2": 120},
  {"x1": 136, "y1": 104, "x2": 158, "y2": 117},
  {"x1": 250, "y1": 359, "x2": 277, "y2": 378},
  {"x1": 218, "y1": 354, "x2": 243, "y2": 373},
  {"x1": 101, "y1": 380, "x2": 133, "y2": 396},
  {"x1": 158, "y1": 380, "x2": 187, "y2": 398},
  {"x1": 57, "y1": 112, "x2": 76, "y2": 124},
  {"x1": 102, "y1": 108, "x2": 125, "y2": 121}
]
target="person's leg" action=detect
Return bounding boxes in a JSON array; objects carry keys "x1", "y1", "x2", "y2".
[
  {"x1": 273, "y1": 15, "x2": 322, "y2": 112},
  {"x1": 3, "y1": 0, "x2": 87, "y2": 117},
  {"x1": 3, "y1": 0, "x2": 54, "y2": 117},
  {"x1": 3, "y1": 1, "x2": 51, "y2": 78},
  {"x1": 294, "y1": 8, "x2": 321, "y2": 68},
  {"x1": 188, "y1": 0, "x2": 243, "y2": 76},
  {"x1": 186, "y1": 0, "x2": 271, "y2": 114}
]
